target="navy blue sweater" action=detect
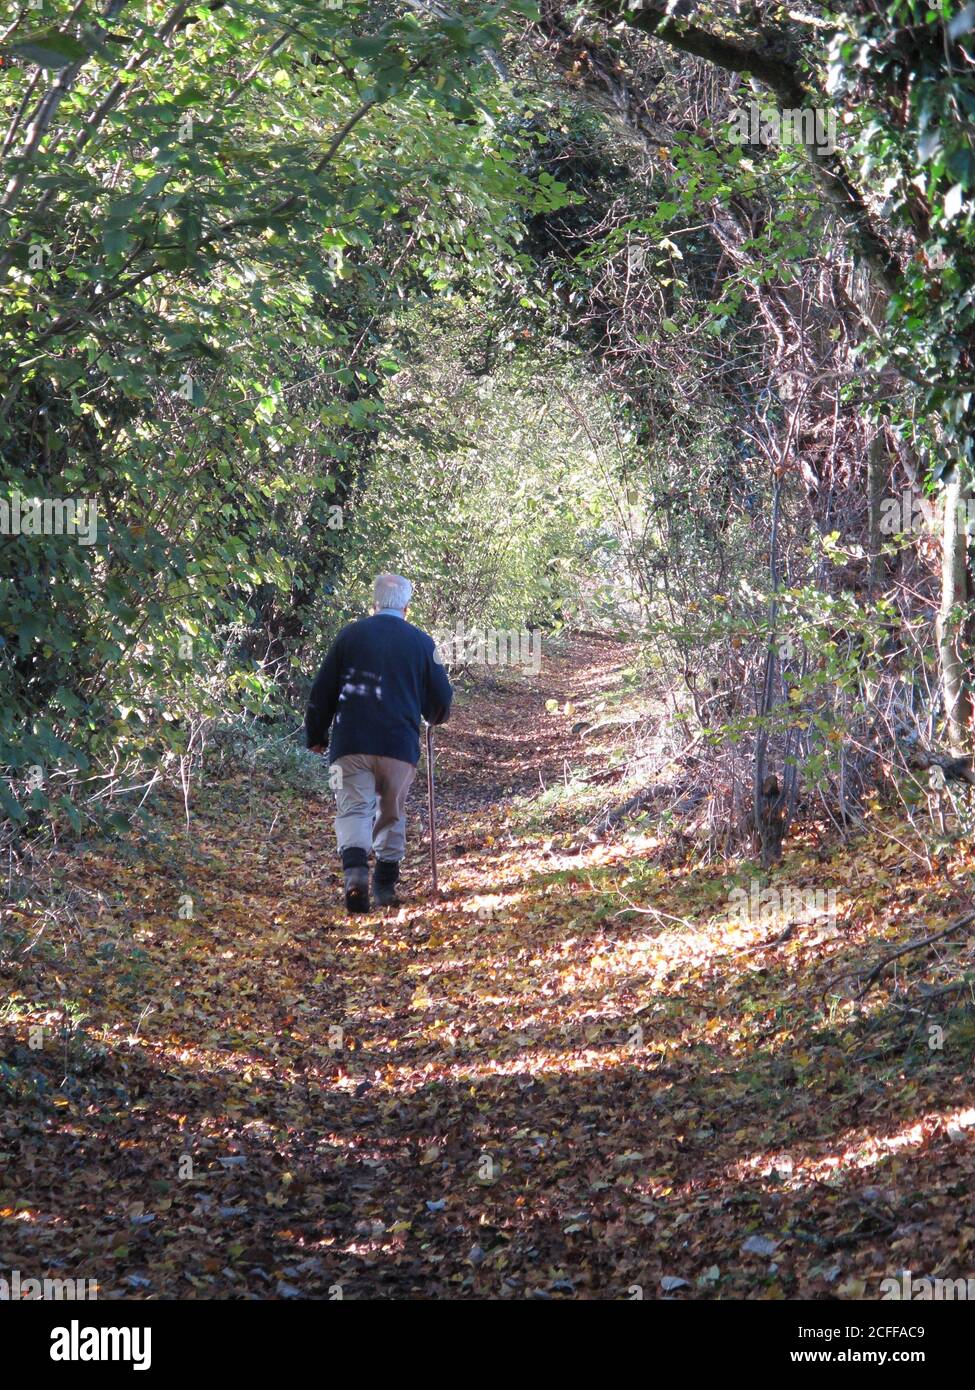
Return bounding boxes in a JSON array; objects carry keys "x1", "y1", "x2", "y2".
[{"x1": 306, "y1": 613, "x2": 453, "y2": 766}]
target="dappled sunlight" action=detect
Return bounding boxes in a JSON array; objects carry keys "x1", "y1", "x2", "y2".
[
  {"x1": 5, "y1": 637, "x2": 975, "y2": 1301},
  {"x1": 747, "y1": 1103, "x2": 975, "y2": 1184},
  {"x1": 1, "y1": 0, "x2": 973, "y2": 1326}
]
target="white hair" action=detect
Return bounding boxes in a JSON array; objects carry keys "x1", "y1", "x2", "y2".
[{"x1": 373, "y1": 572, "x2": 413, "y2": 613}]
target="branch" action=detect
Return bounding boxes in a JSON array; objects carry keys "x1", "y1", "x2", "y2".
[
  {"x1": 822, "y1": 909, "x2": 975, "y2": 1001},
  {"x1": 557, "y1": 2, "x2": 901, "y2": 293},
  {"x1": 0, "y1": 75, "x2": 411, "y2": 422},
  {"x1": 0, "y1": 0, "x2": 128, "y2": 216}
]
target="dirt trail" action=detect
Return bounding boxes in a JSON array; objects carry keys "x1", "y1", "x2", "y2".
[
  {"x1": 3, "y1": 635, "x2": 972, "y2": 1299},
  {"x1": 403, "y1": 631, "x2": 632, "y2": 874}
]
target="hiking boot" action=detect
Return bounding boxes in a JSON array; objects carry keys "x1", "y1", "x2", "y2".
[
  {"x1": 343, "y1": 867, "x2": 370, "y2": 913},
  {"x1": 341, "y1": 848, "x2": 370, "y2": 913},
  {"x1": 373, "y1": 858, "x2": 401, "y2": 908}
]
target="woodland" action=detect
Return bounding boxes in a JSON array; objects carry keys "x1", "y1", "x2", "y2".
[{"x1": 2, "y1": 0, "x2": 975, "y2": 1318}]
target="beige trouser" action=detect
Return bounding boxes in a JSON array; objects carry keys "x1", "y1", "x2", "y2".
[{"x1": 333, "y1": 754, "x2": 417, "y2": 862}]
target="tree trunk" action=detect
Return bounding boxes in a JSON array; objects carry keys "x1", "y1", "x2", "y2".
[
  {"x1": 867, "y1": 428, "x2": 886, "y2": 595},
  {"x1": 937, "y1": 472, "x2": 974, "y2": 752}
]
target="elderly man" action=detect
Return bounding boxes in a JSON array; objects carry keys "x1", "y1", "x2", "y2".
[{"x1": 306, "y1": 574, "x2": 453, "y2": 912}]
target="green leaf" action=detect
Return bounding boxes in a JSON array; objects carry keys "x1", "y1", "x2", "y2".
[
  {"x1": 7, "y1": 28, "x2": 90, "y2": 69},
  {"x1": 0, "y1": 783, "x2": 26, "y2": 824}
]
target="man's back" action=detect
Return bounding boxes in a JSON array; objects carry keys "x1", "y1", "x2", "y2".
[{"x1": 306, "y1": 613, "x2": 452, "y2": 765}]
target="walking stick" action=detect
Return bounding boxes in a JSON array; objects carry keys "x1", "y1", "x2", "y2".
[{"x1": 425, "y1": 722, "x2": 438, "y2": 896}]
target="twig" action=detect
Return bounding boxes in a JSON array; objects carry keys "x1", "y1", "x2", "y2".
[{"x1": 822, "y1": 909, "x2": 975, "y2": 1001}]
